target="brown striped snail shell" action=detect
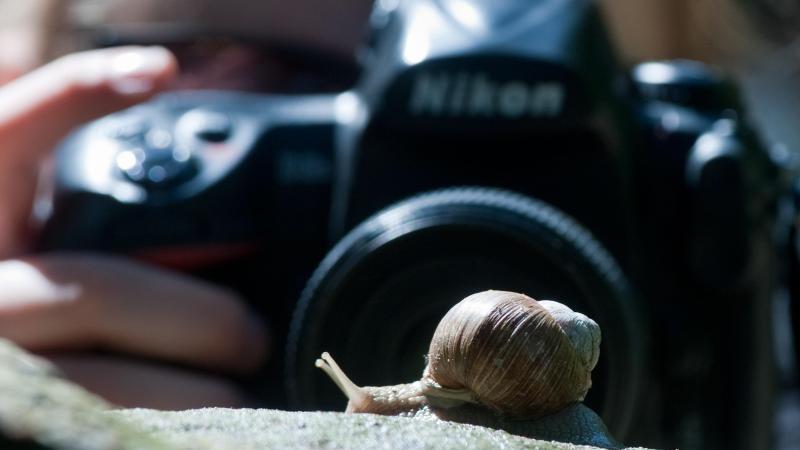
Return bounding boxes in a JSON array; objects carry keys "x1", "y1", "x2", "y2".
[{"x1": 316, "y1": 290, "x2": 601, "y2": 419}]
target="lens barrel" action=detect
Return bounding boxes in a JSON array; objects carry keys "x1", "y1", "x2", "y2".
[{"x1": 286, "y1": 186, "x2": 646, "y2": 438}]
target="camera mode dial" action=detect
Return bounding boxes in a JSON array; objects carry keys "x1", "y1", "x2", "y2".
[{"x1": 109, "y1": 118, "x2": 199, "y2": 190}]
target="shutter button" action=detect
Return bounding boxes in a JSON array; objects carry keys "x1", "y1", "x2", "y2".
[{"x1": 179, "y1": 109, "x2": 233, "y2": 143}]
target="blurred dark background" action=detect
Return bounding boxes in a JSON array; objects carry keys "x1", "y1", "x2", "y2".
[{"x1": 1, "y1": 0, "x2": 799, "y2": 448}]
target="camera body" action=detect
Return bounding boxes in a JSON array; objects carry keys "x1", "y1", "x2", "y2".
[{"x1": 39, "y1": 0, "x2": 784, "y2": 448}]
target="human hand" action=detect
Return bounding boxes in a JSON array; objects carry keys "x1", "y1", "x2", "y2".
[
  {"x1": 0, "y1": 46, "x2": 178, "y2": 255},
  {"x1": 0, "y1": 47, "x2": 269, "y2": 409}
]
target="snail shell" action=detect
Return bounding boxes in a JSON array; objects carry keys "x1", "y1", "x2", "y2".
[
  {"x1": 316, "y1": 290, "x2": 601, "y2": 419},
  {"x1": 422, "y1": 290, "x2": 597, "y2": 418}
]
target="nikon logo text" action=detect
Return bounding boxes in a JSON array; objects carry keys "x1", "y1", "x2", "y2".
[{"x1": 408, "y1": 72, "x2": 565, "y2": 118}]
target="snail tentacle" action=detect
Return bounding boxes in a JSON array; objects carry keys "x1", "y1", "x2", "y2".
[
  {"x1": 317, "y1": 352, "x2": 428, "y2": 415},
  {"x1": 315, "y1": 352, "x2": 369, "y2": 409}
]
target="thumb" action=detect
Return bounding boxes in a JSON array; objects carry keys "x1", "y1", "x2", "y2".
[{"x1": 0, "y1": 46, "x2": 177, "y2": 257}]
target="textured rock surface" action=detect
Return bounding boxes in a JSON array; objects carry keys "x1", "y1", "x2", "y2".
[
  {"x1": 418, "y1": 401, "x2": 619, "y2": 448},
  {"x1": 0, "y1": 339, "x2": 652, "y2": 450},
  {"x1": 0, "y1": 340, "x2": 169, "y2": 450},
  {"x1": 118, "y1": 408, "x2": 612, "y2": 450}
]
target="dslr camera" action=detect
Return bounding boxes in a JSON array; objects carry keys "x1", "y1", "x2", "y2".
[{"x1": 39, "y1": 0, "x2": 785, "y2": 448}]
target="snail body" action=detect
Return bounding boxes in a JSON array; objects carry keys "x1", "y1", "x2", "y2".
[{"x1": 315, "y1": 290, "x2": 618, "y2": 448}]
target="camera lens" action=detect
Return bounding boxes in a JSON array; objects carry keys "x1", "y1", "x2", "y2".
[{"x1": 286, "y1": 187, "x2": 646, "y2": 438}]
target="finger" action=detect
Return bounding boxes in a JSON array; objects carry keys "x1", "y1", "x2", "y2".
[
  {"x1": 0, "y1": 46, "x2": 177, "y2": 156},
  {"x1": 0, "y1": 254, "x2": 268, "y2": 374},
  {"x1": 0, "y1": 66, "x2": 23, "y2": 86},
  {"x1": 0, "y1": 46, "x2": 177, "y2": 257},
  {"x1": 0, "y1": 259, "x2": 92, "y2": 349},
  {"x1": 45, "y1": 352, "x2": 249, "y2": 410}
]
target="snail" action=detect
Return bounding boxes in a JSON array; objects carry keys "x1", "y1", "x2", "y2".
[{"x1": 316, "y1": 290, "x2": 619, "y2": 449}]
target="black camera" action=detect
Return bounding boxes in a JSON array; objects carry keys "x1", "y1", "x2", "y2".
[{"x1": 38, "y1": 0, "x2": 785, "y2": 448}]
